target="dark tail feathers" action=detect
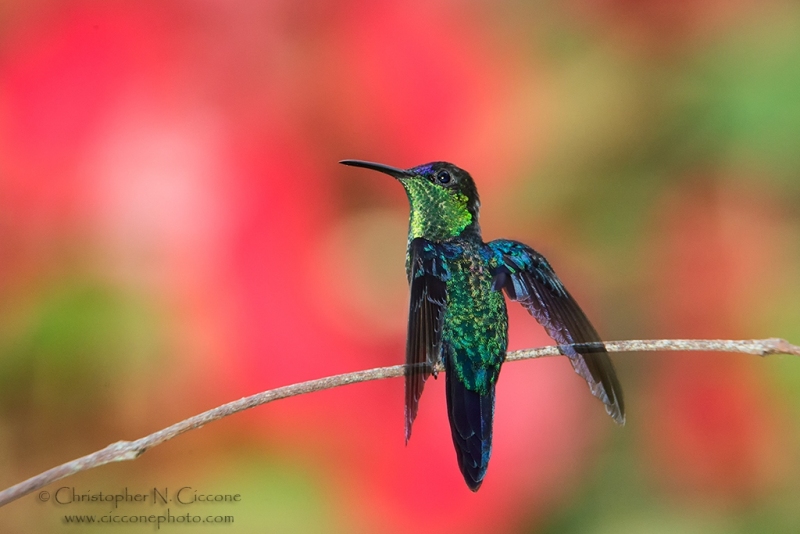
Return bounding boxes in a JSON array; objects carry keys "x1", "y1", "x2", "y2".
[{"x1": 445, "y1": 358, "x2": 495, "y2": 492}]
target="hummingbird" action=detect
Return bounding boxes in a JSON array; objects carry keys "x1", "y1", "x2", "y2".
[{"x1": 340, "y1": 159, "x2": 625, "y2": 491}]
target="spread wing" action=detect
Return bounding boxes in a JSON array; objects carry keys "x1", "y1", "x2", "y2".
[
  {"x1": 405, "y1": 238, "x2": 448, "y2": 442},
  {"x1": 488, "y1": 239, "x2": 625, "y2": 424}
]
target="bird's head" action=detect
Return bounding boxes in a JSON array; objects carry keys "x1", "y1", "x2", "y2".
[{"x1": 340, "y1": 160, "x2": 480, "y2": 241}]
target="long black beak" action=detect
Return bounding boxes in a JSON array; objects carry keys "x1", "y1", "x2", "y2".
[{"x1": 339, "y1": 159, "x2": 412, "y2": 179}]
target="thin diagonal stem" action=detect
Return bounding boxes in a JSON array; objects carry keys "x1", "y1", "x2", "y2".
[{"x1": 0, "y1": 337, "x2": 797, "y2": 508}]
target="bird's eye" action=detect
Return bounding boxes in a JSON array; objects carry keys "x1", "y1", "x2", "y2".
[{"x1": 436, "y1": 170, "x2": 452, "y2": 184}]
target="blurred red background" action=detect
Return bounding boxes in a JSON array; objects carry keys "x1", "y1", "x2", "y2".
[{"x1": 2, "y1": 1, "x2": 800, "y2": 532}]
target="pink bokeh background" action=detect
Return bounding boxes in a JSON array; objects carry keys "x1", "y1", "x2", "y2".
[{"x1": 2, "y1": 1, "x2": 800, "y2": 532}]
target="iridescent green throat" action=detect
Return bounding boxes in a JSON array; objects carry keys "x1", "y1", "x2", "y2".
[{"x1": 401, "y1": 178, "x2": 474, "y2": 241}]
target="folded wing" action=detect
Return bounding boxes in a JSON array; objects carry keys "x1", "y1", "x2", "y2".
[{"x1": 405, "y1": 238, "x2": 448, "y2": 442}]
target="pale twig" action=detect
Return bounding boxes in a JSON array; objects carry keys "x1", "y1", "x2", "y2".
[{"x1": 1, "y1": 337, "x2": 798, "y2": 508}]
